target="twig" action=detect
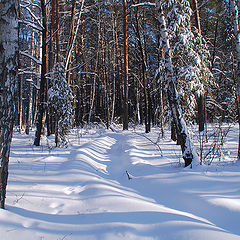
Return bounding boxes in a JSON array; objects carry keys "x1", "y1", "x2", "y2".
[
  {"x1": 126, "y1": 170, "x2": 132, "y2": 180},
  {"x1": 13, "y1": 192, "x2": 25, "y2": 204},
  {"x1": 134, "y1": 132, "x2": 163, "y2": 156},
  {"x1": 59, "y1": 233, "x2": 72, "y2": 240}
]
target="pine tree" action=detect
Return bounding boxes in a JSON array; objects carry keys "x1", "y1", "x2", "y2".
[{"x1": 48, "y1": 63, "x2": 73, "y2": 146}]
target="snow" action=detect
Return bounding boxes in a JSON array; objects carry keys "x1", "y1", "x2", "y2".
[{"x1": 1, "y1": 124, "x2": 240, "y2": 240}]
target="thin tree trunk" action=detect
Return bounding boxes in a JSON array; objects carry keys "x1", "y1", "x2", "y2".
[
  {"x1": 111, "y1": 14, "x2": 117, "y2": 124},
  {"x1": 0, "y1": 0, "x2": 19, "y2": 209},
  {"x1": 114, "y1": 16, "x2": 122, "y2": 119},
  {"x1": 134, "y1": 8, "x2": 150, "y2": 133},
  {"x1": 191, "y1": 0, "x2": 205, "y2": 132},
  {"x1": 156, "y1": 2, "x2": 195, "y2": 167},
  {"x1": 230, "y1": 0, "x2": 240, "y2": 160},
  {"x1": 26, "y1": 28, "x2": 34, "y2": 135},
  {"x1": 34, "y1": 0, "x2": 47, "y2": 146},
  {"x1": 56, "y1": 0, "x2": 60, "y2": 63},
  {"x1": 65, "y1": 0, "x2": 85, "y2": 70},
  {"x1": 18, "y1": 62, "x2": 23, "y2": 132},
  {"x1": 100, "y1": 25, "x2": 109, "y2": 129},
  {"x1": 122, "y1": 0, "x2": 129, "y2": 130},
  {"x1": 191, "y1": 0, "x2": 201, "y2": 36},
  {"x1": 66, "y1": 0, "x2": 76, "y2": 84}
]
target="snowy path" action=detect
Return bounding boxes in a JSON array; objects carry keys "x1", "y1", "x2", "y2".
[{"x1": 0, "y1": 128, "x2": 240, "y2": 240}]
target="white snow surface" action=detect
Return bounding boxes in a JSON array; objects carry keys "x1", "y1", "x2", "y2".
[{"x1": 1, "y1": 124, "x2": 240, "y2": 240}]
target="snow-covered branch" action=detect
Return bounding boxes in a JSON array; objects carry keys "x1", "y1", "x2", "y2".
[
  {"x1": 19, "y1": 19, "x2": 43, "y2": 31},
  {"x1": 18, "y1": 71, "x2": 41, "y2": 78},
  {"x1": 20, "y1": 51, "x2": 42, "y2": 65},
  {"x1": 25, "y1": 6, "x2": 43, "y2": 29},
  {"x1": 131, "y1": 2, "x2": 156, "y2": 8}
]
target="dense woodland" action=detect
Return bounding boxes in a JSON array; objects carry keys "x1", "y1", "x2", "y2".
[{"x1": 1, "y1": 0, "x2": 240, "y2": 208}]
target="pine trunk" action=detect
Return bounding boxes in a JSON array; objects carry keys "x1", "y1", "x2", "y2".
[
  {"x1": 156, "y1": 2, "x2": 194, "y2": 167},
  {"x1": 122, "y1": 0, "x2": 129, "y2": 130},
  {"x1": 0, "y1": 0, "x2": 19, "y2": 209},
  {"x1": 134, "y1": 8, "x2": 150, "y2": 133},
  {"x1": 191, "y1": 0, "x2": 205, "y2": 132},
  {"x1": 56, "y1": 0, "x2": 60, "y2": 63}
]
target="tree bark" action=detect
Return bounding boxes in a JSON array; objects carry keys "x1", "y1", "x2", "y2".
[
  {"x1": 122, "y1": 0, "x2": 129, "y2": 130},
  {"x1": 56, "y1": 0, "x2": 60, "y2": 63},
  {"x1": 0, "y1": 0, "x2": 19, "y2": 209},
  {"x1": 191, "y1": 0, "x2": 206, "y2": 132},
  {"x1": 134, "y1": 7, "x2": 150, "y2": 133},
  {"x1": 156, "y1": 2, "x2": 195, "y2": 167},
  {"x1": 26, "y1": 28, "x2": 34, "y2": 135},
  {"x1": 34, "y1": 0, "x2": 47, "y2": 146},
  {"x1": 230, "y1": 0, "x2": 240, "y2": 160}
]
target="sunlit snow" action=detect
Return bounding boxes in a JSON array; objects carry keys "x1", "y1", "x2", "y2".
[{"x1": 1, "y1": 124, "x2": 240, "y2": 240}]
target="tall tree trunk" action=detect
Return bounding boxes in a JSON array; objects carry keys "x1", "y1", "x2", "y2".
[
  {"x1": 66, "y1": 0, "x2": 76, "y2": 84},
  {"x1": 134, "y1": 7, "x2": 150, "y2": 133},
  {"x1": 18, "y1": 61, "x2": 23, "y2": 132},
  {"x1": 114, "y1": 16, "x2": 122, "y2": 119},
  {"x1": 0, "y1": 0, "x2": 19, "y2": 209},
  {"x1": 56, "y1": 0, "x2": 60, "y2": 63},
  {"x1": 65, "y1": 0, "x2": 85, "y2": 70},
  {"x1": 26, "y1": 28, "x2": 34, "y2": 135},
  {"x1": 230, "y1": 0, "x2": 240, "y2": 160},
  {"x1": 122, "y1": 0, "x2": 129, "y2": 130},
  {"x1": 191, "y1": 0, "x2": 205, "y2": 132},
  {"x1": 156, "y1": 1, "x2": 195, "y2": 167},
  {"x1": 100, "y1": 26, "x2": 109, "y2": 129},
  {"x1": 191, "y1": 0, "x2": 201, "y2": 36},
  {"x1": 34, "y1": 0, "x2": 47, "y2": 146}
]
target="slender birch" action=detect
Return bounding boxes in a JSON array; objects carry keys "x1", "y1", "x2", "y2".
[
  {"x1": 156, "y1": 1, "x2": 195, "y2": 167},
  {"x1": 0, "y1": 0, "x2": 19, "y2": 209}
]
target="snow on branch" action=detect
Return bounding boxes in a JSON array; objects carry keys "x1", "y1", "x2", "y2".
[
  {"x1": 18, "y1": 71, "x2": 41, "y2": 78},
  {"x1": 131, "y1": 2, "x2": 156, "y2": 8},
  {"x1": 20, "y1": 51, "x2": 42, "y2": 65},
  {"x1": 24, "y1": 6, "x2": 43, "y2": 29},
  {"x1": 19, "y1": 19, "x2": 43, "y2": 31},
  {"x1": 20, "y1": 1, "x2": 41, "y2": 10}
]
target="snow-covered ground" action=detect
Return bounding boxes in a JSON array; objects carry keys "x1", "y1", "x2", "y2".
[{"x1": 1, "y1": 124, "x2": 240, "y2": 240}]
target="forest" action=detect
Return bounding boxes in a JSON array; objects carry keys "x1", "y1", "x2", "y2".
[
  {"x1": 1, "y1": 0, "x2": 240, "y2": 239},
  {"x1": 15, "y1": 0, "x2": 240, "y2": 159}
]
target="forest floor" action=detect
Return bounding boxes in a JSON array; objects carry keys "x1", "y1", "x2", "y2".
[{"x1": 1, "y1": 123, "x2": 240, "y2": 240}]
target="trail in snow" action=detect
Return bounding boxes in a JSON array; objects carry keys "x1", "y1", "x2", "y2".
[{"x1": 0, "y1": 126, "x2": 240, "y2": 240}]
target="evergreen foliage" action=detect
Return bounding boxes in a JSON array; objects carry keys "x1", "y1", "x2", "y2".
[
  {"x1": 48, "y1": 63, "x2": 73, "y2": 146},
  {"x1": 157, "y1": 0, "x2": 213, "y2": 123}
]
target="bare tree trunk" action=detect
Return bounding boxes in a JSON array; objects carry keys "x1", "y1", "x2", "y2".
[
  {"x1": 122, "y1": 0, "x2": 129, "y2": 130},
  {"x1": 100, "y1": 26, "x2": 109, "y2": 129},
  {"x1": 18, "y1": 62, "x2": 23, "y2": 132},
  {"x1": 156, "y1": 2, "x2": 195, "y2": 167},
  {"x1": 114, "y1": 16, "x2": 122, "y2": 119},
  {"x1": 134, "y1": 7, "x2": 150, "y2": 133},
  {"x1": 56, "y1": 0, "x2": 60, "y2": 63},
  {"x1": 26, "y1": 28, "x2": 34, "y2": 135},
  {"x1": 111, "y1": 14, "x2": 117, "y2": 124},
  {"x1": 230, "y1": 0, "x2": 240, "y2": 160},
  {"x1": 34, "y1": 0, "x2": 47, "y2": 146},
  {"x1": 66, "y1": 0, "x2": 76, "y2": 84},
  {"x1": 65, "y1": 0, "x2": 85, "y2": 70},
  {"x1": 0, "y1": 0, "x2": 19, "y2": 209},
  {"x1": 191, "y1": 0, "x2": 206, "y2": 132},
  {"x1": 191, "y1": 0, "x2": 201, "y2": 36}
]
